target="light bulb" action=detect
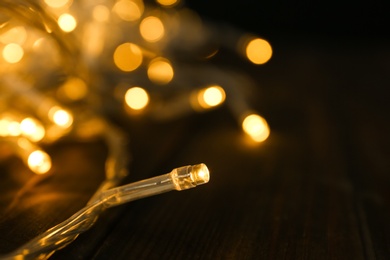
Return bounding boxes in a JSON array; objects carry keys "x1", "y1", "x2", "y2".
[
  {"x1": 27, "y1": 150, "x2": 52, "y2": 174},
  {"x1": 2, "y1": 43, "x2": 24, "y2": 64},
  {"x1": 58, "y1": 13, "x2": 77, "y2": 33},
  {"x1": 125, "y1": 87, "x2": 149, "y2": 110},
  {"x1": 139, "y1": 16, "x2": 165, "y2": 42},
  {"x1": 113, "y1": 43, "x2": 143, "y2": 72},
  {"x1": 20, "y1": 118, "x2": 46, "y2": 142},
  {"x1": 147, "y1": 58, "x2": 174, "y2": 84},
  {"x1": 48, "y1": 106, "x2": 73, "y2": 128},
  {"x1": 195, "y1": 85, "x2": 226, "y2": 109},
  {"x1": 245, "y1": 38, "x2": 272, "y2": 65},
  {"x1": 242, "y1": 113, "x2": 270, "y2": 142}
]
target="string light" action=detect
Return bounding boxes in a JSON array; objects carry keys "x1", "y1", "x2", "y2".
[
  {"x1": 139, "y1": 16, "x2": 165, "y2": 42},
  {"x1": 147, "y1": 57, "x2": 174, "y2": 84},
  {"x1": 242, "y1": 113, "x2": 270, "y2": 142},
  {"x1": 113, "y1": 42, "x2": 143, "y2": 72},
  {"x1": 125, "y1": 87, "x2": 149, "y2": 110},
  {"x1": 2, "y1": 43, "x2": 24, "y2": 63},
  {"x1": 58, "y1": 13, "x2": 78, "y2": 32},
  {"x1": 245, "y1": 38, "x2": 273, "y2": 65},
  {"x1": 0, "y1": 0, "x2": 272, "y2": 257}
]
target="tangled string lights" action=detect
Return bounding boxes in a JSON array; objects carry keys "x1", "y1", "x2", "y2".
[{"x1": 1, "y1": 0, "x2": 271, "y2": 258}]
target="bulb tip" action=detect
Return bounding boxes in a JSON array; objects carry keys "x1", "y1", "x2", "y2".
[{"x1": 171, "y1": 163, "x2": 210, "y2": 190}]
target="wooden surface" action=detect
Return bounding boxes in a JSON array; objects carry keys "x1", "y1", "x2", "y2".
[{"x1": 1, "y1": 37, "x2": 390, "y2": 259}]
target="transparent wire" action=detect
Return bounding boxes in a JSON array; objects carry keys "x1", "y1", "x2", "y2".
[{"x1": 1, "y1": 161, "x2": 209, "y2": 260}]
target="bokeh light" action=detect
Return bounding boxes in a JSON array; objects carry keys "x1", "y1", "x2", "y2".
[
  {"x1": 197, "y1": 85, "x2": 226, "y2": 109},
  {"x1": 27, "y1": 150, "x2": 52, "y2": 174},
  {"x1": 245, "y1": 38, "x2": 272, "y2": 65},
  {"x1": 48, "y1": 106, "x2": 74, "y2": 128},
  {"x1": 242, "y1": 114, "x2": 270, "y2": 142},
  {"x1": 125, "y1": 87, "x2": 149, "y2": 110},
  {"x1": 147, "y1": 58, "x2": 174, "y2": 84},
  {"x1": 58, "y1": 13, "x2": 77, "y2": 33},
  {"x1": 2, "y1": 43, "x2": 24, "y2": 64},
  {"x1": 139, "y1": 16, "x2": 165, "y2": 42},
  {"x1": 113, "y1": 43, "x2": 143, "y2": 72}
]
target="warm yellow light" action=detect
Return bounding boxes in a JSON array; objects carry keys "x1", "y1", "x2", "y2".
[
  {"x1": 8, "y1": 121, "x2": 21, "y2": 136},
  {"x1": 59, "y1": 77, "x2": 88, "y2": 101},
  {"x1": 0, "y1": 26, "x2": 27, "y2": 44},
  {"x1": 2, "y1": 43, "x2": 24, "y2": 64},
  {"x1": 48, "y1": 106, "x2": 73, "y2": 128},
  {"x1": 20, "y1": 118, "x2": 45, "y2": 142},
  {"x1": 139, "y1": 16, "x2": 165, "y2": 42},
  {"x1": 125, "y1": 87, "x2": 149, "y2": 110},
  {"x1": 58, "y1": 13, "x2": 77, "y2": 33},
  {"x1": 27, "y1": 150, "x2": 52, "y2": 174},
  {"x1": 157, "y1": 0, "x2": 179, "y2": 7},
  {"x1": 44, "y1": 0, "x2": 72, "y2": 8},
  {"x1": 245, "y1": 38, "x2": 272, "y2": 65},
  {"x1": 197, "y1": 85, "x2": 226, "y2": 109},
  {"x1": 113, "y1": 0, "x2": 143, "y2": 22},
  {"x1": 92, "y1": 5, "x2": 110, "y2": 22},
  {"x1": 147, "y1": 58, "x2": 174, "y2": 84},
  {"x1": 242, "y1": 114, "x2": 270, "y2": 142},
  {"x1": 113, "y1": 43, "x2": 143, "y2": 72},
  {"x1": 0, "y1": 119, "x2": 10, "y2": 137}
]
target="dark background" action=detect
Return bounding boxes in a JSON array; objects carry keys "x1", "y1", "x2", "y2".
[{"x1": 186, "y1": 0, "x2": 390, "y2": 40}]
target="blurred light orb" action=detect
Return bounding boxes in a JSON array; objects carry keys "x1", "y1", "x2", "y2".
[
  {"x1": 49, "y1": 106, "x2": 73, "y2": 128},
  {"x1": 140, "y1": 16, "x2": 165, "y2": 42},
  {"x1": 58, "y1": 13, "x2": 77, "y2": 32},
  {"x1": 125, "y1": 87, "x2": 149, "y2": 110},
  {"x1": 198, "y1": 85, "x2": 226, "y2": 109},
  {"x1": 113, "y1": 0, "x2": 143, "y2": 22},
  {"x1": 147, "y1": 58, "x2": 174, "y2": 84},
  {"x1": 28, "y1": 150, "x2": 52, "y2": 174},
  {"x1": 113, "y1": 43, "x2": 143, "y2": 72},
  {"x1": 246, "y1": 38, "x2": 272, "y2": 64},
  {"x1": 8, "y1": 121, "x2": 21, "y2": 136},
  {"x1": 2, "y1": 43, "x2": 24, "y2": 64},
  {"x1": 242, "y1": 114, "x2": 270, "y2": 142},
  {"x1": 20, "y1": 118, "x2": 45, "y2": 142}
]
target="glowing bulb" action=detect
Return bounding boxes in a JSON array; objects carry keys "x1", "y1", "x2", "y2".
[
  {"x1": 92, "y1": 5, "x2": 110, "y2": 22},
  {"x1": 27, "y1": 150, "x2": 51, "y2": 174},
  {"x1": 0, "y1": 119, "x2": 10, "y2": 137},
  {"x1": 48, "y1": 106, "x2": 73, "y2": 128},
  {"x1": 58, "y1": 13, "x2": 77, "y2": 33},
  {"x1": 44, "y1": 0, "x2": 72, "y2": 8},
  {"x1": 147, "y1": 58, "x2": 174, "y2": 84},
  {"x1": 157, "y1": 0, "x2": 179, "y2": 7},
  {"x1": 20, "y1": 118, "x2": 45, "y2": 142},
  {"x1": 197, "y1": 85, "x2": 226, "y2": 109},
  {"x1": 245, "y1": 38, "x2": 272, "y2": 64},
  {"x1": 2, "y1": 43, "x2": 24, "y2": 64},
  {"x1": 7, "y1": 121, "x2": 21, "y2": 136},
  {"x1": 125, "y1": 87, "x2": 149, "y2": 110},
  {"x1": 242, "y1": 114, "x2": 270, "y2": 142},
  {"x1": 139, "y1": 16, "x2": 165, "y2": 42},
  {"x1": 113, "y1": 0, "x2": 143, "y2": 22},
  {"x1": 113, "y1": 43, "x2": 143, "y2": 72}
]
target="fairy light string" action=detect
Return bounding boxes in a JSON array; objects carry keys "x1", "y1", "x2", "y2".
[{"x1": 1, "y1": 0, "x2": 272, "y2": 258}]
